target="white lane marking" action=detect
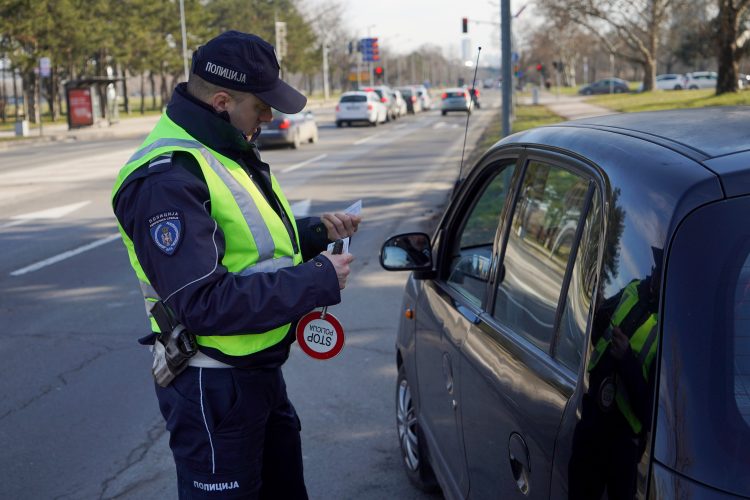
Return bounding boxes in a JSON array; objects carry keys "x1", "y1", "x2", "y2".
[
  {"x1": 353, "y1": 131, "x2": 387, "y2": 145},
  {"x1": 290, "y1": 199, "x2": 311, "y2": 217},
  {"x1": 0, "y1": 201, "x2": 92, "y2": 229},
  {"x1": 10, "y1": 233, "x2": 121, "y2": 276},
  {"x1": 280, "y1": 154, "x2": 328, "y2": 174}
]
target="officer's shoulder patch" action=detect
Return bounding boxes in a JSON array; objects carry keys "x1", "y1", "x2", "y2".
[
  {"x1": 147, "y1": 210, "x2": 183, "y2": 256},
  {"x1": 147, "y1": 153, "x2": 174, "y2": 174}
]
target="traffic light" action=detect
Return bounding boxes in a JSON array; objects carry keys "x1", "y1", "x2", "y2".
[
  {"x1": 462, "y1": 17, "x2": 468, "y2": 33},
  {"x1": 374, "y1": 66, "x2": 384, "y2": 79},
  {"x1": 371, "y1": 37, "x2": 380, "y2": 61},
  {"x1": 536, "y1": 63, "x2": 543, "y2": 72}
]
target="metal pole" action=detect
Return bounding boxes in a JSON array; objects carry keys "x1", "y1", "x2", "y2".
[
  {"x1": 609, "y1": 53, "x2": 614, "y2": 94},
  {"x1": 501, "y1": 0, "x2": 512, "y2": 137},
  {"x1": 322, "y1": 41, "x2": 330, "y2": 100},
  {"x1": 179, "y1": 0, "x2": 189, "y2": 82},
  {"x1": 37, "y1": 61, "x2": 42, "y2": 137}
]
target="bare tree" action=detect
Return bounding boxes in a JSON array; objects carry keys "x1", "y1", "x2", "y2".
[
  {"x1": 539, "y1": 0, "x2": 679, "y2": 91},
  {"x1": 716, "y1": 0, "x2": 750, "y2": 93}
]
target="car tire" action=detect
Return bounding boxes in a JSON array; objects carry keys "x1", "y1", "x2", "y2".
[
  {"x1": 310, "y1": 129, "x2": 319, "y2": 144},
  {"x1": 583, "y1": 89, "x2": 592, "y2": 96},
  {"x1": 689, "y1": 85, "x2": 698, "y2": 90},
  {"x1": 674, "y1": 85, "x2": 682, "y2": 90},
  {"x1": 396, "y1": 364, "x2": 439, "y2": 493},
  {"x1": 371, "y1": 119, "x2": 378, "y2": 127}
]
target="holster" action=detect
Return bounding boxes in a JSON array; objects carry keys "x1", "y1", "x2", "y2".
[{"x1": 150, "y1": 302, "x2": 197, "y2": 387}]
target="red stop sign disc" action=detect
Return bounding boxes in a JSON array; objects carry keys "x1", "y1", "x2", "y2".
[{"x1": 295, "y1": 310, "x2": 345, "y2": 360}]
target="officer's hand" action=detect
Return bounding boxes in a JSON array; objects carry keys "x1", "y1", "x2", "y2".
[
  {"x1": 321, "y1": 252, "x2": 354, "y2": 289},
  {"x1": 610, "y1": 327, "x2": 630, "y2": 360},
  {"x1": 322, "y1": 212, "x2": 362, "y2": 240}
]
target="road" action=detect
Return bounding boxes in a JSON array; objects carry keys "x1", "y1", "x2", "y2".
[{"x1": 0, "y1": 90, "x2": 500, "y2": 499}]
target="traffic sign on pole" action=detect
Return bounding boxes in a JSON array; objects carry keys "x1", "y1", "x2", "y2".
[{"x1": 39, "y1": 57, "x2": 51, "y2": 78}]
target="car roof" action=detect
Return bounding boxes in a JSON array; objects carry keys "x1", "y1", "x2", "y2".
[
  {"x1": 340, "y1": 91, "x2": 370, "y2": 96},
  {"x1": 444, "y1": 87, "x2": 466, "y2": 92},
  {"x1": 558, "y1": 107, "x2": 750, "y2": 159}
]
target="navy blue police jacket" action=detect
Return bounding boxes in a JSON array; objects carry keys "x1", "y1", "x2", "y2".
[{"x1": 113, "y1": 83, "x2": 340, "y2": 368}]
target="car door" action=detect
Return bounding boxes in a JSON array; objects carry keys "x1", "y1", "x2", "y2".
[
  {"x1": 458, "y1": 154, "x2": 601, "y2": 498},
  {"x1": 415, "y1": 156, "x2": 519, "y2": 498}
]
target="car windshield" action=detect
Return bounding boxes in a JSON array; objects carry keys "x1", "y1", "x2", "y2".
[{"x1": 340, "y1": 95, "x2": 366, "y2": 103}]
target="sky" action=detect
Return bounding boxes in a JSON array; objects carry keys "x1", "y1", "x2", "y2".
[{"x1": 309, "y1": 0, "x2": 533, "y2": 68}]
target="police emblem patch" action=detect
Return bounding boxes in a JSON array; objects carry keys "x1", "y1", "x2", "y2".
[{"x1": 148, "y1": 211, "x2": 183, "y2": 255}]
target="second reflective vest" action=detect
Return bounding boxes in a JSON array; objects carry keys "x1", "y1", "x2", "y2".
[{"x1": 588, "y1": 279, "x2": 659, "y2": 434}]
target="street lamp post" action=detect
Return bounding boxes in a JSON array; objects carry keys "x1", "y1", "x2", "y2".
[
  {"x1": 179, "y1": 0, "x2": 189, "y2": 82},
  {"x1": 322, "y1": 40, "x2": 330, "y2": 100},
  {"x1": 367, "y1": 25, "x2": 376, "y2": 87}
]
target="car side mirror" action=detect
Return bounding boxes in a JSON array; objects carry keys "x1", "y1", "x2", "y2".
[{"x1": 380, "y1": 232, "x2": 433, "y2": 271}]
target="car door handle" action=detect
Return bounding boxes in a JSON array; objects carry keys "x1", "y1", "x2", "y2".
[
  {"x1": 508, "y1": 432, "x2": 531, "y2": 495},
  {"x1": 456, "y1": 304, "x2": 480, "y2": 325}
]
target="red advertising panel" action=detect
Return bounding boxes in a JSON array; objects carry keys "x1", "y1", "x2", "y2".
[{"x1": 68, "y1": 88, "x2": 94, "y2": 128}]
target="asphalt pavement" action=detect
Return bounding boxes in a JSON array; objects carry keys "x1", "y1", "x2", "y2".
[{"x1": 0, "y1": 90, "x2": 615, "y2": 151}]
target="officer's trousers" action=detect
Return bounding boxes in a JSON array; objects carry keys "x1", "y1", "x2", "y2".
[{"x1": 155, "y1": 365, "x2": 308, "y2": 499}]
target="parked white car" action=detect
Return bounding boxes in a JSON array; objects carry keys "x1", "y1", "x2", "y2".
[
  {"x1": 683, "y1": 71, "x2": 717, "y2": 90},
  {"x1": 335, "y1": 91, "x2": 387, "y2": 127},
  {"x1": 392, "y1": 89, "x2": 408, "y2": 118},
  {"x1": 655, "y1": 73, "x2": 684, "y2": 90},
  {"x1": 413, "y1": 85, "x2": 433, "y2": 111}
]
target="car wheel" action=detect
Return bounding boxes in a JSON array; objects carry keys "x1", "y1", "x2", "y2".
[
  {"x1": 583, "y1": 89, "x2": 592, "y2": 96},
  {"x1": 689, "y1": 85, "x2": 698, "y2": 90},
  {"x1": 371, "y1": 118, "x2": 378, "y2": 127},
  {"x1": 396, "y1": 364, "x2": 439, "y2": 492},
  {"x1": 614, "y1": 87, "x2": 624, "y2": 93},
  {"x1": 310, "y1": 129, "x2": 319, "y2": 144},
  {"x1": 674, "y1": 85, "x2": 682, "y2": 90}
]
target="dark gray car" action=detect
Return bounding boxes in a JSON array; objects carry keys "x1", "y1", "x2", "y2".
[
  {"x1": 578, "y1": 77, "x2": 630, "y2": 95},
  {"x1": 381, "y1": 107, "x2": 750, "y2": 499}
]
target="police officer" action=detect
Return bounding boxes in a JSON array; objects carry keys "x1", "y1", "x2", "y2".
[{"x1": 111, "y1": 31, "x2": 360, "y2": 499}]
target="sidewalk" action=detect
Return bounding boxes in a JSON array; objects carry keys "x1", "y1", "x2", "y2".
[
  {"x1": 0, "y1": 114, "x2": 160, "y2": 151},
  {"x1": 518, "y1": 89, "x2": 616, "y2": 120},
  {"x1": 0, "y1": 98, "x2": 335, "y2": 151}
]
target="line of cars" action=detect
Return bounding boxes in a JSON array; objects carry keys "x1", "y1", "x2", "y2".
[
  {"x1": 335, "y1": 84, "x2": 433, "y2": 127},
  {"x1": 579, "y1": 71, "x2": 748, "y2": 95}
]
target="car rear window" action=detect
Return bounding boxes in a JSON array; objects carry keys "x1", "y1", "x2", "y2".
[
  {"x1": 445, "y1": 91, "x2": 465, "y2": 98},
  {"x1": 658, "y1": 195, "x2": 750, "y2": 496},
  {"x1": 340, "y1": 95, "x2": 366, "y2": 103}
]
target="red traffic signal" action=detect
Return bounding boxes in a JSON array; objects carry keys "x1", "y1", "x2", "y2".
[
  {"x1": 374, "y1": 66, "x2": 384, "y2": 76},
  {"x1": 462, "y1": 17, "x2": 468, "y2": 33},
  {"x1": 536, "y1": 63, "x2": 543, "y2": 72}
]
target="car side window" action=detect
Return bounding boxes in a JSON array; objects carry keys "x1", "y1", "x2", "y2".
[
  {"x1": 493, "y1": 161, "x2": 590, "y2": 352},
  {"x1": 554, "y1": 188, "x2": 601, "y2": 371},
  {"x1": 446, "y1": 164, "x2": 517, "y2": 307}
]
